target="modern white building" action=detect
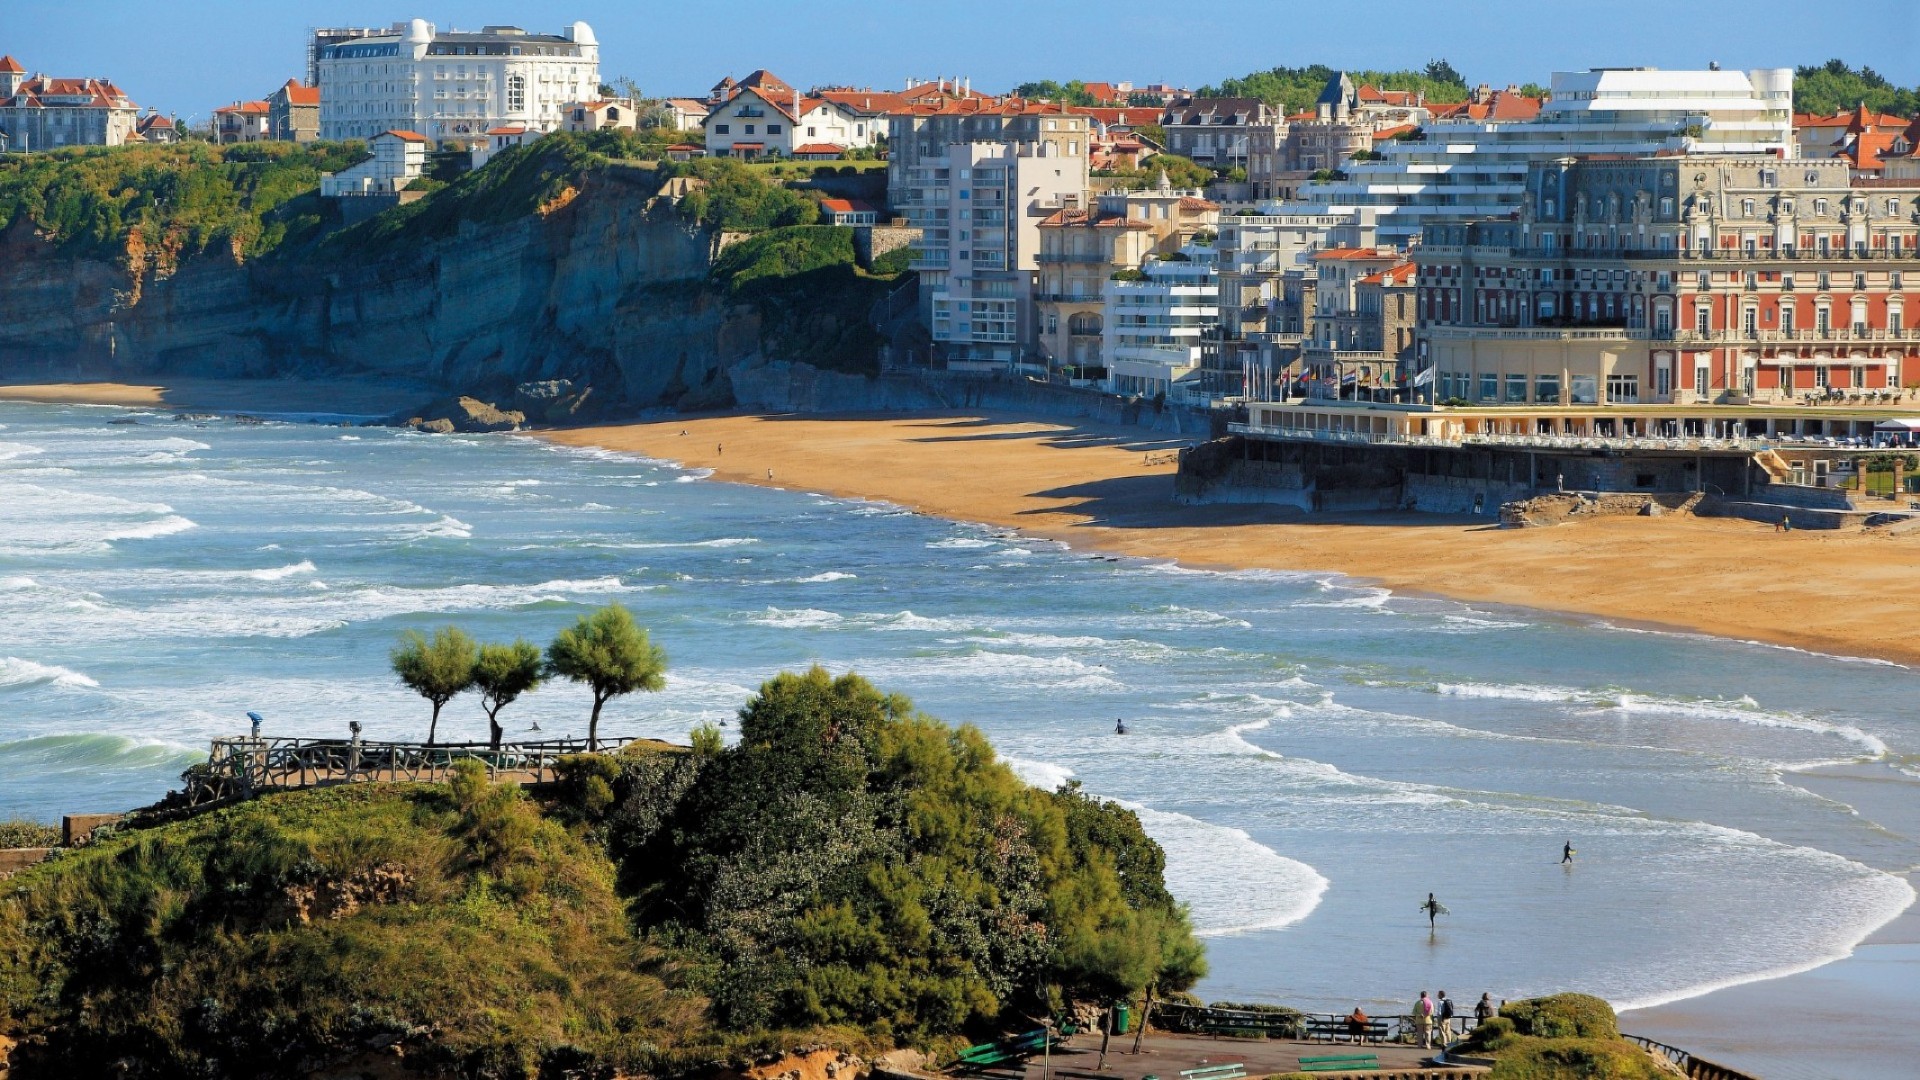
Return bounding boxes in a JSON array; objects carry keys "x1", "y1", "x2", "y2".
[
  {"x1": 1103, "y1": 247, "x2": 1220, "y2": 401},
  {"x1": 316, "y1": 19, "x2": 599, "y2": 143},
  {"x1": 1275, "y1": 67, "x2": 1795, "y2": 244}
]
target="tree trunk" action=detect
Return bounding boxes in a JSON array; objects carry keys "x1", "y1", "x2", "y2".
[
  {"x1": 1130, "y1": 986, "x2": 1155, "y2": 1055},
  {"x1": 488, "y1": 709, "x2": 503, "y2": 752},
  {"x1": 427, "y1": 700, "x2": 442, "y2": 747},
  {"x1": 588, "y1": 693, "x2": 604, "y2": 752}
]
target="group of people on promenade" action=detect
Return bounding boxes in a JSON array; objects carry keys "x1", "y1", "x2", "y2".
[{"x1": 1343, "y1": 990, "x2": 1494, "y2": 1048}]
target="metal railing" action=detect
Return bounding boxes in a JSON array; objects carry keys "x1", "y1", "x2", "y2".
[
  {"x1": 1622, "y1": 1035, "x2": 1762, "y2": 1080},
  {"x1": 1231, "y1": 421, "x2": 1774, "y2": 453}
]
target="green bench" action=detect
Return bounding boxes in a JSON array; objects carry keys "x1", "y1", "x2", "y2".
[
  {"x1": 1179, "y1": 1064, "x2": 1246, "y2": 1080},
  {"x1": 949, "y1": 1029, "x2": 1054, "y2": 1072},
  {"x1": 1298, "y1": 1054, "x2": 1380, "y2": 1073}
]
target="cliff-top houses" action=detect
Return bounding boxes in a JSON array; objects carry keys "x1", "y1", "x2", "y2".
[{"x1": 0, "y1": 54, "x2": 141, "y2": 151}]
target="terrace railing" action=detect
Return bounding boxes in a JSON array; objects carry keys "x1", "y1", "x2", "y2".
[{"x1": 188, "y1": 736, "x2": 631, "y2": 805}]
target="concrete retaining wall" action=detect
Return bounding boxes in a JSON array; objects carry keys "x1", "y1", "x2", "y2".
[
  {"x1": 1403, "y1": 474, "x2": 1534, "y2": 516},
  {"x1": 0, "y1": 848, "x2": 51, "y2": 879}
]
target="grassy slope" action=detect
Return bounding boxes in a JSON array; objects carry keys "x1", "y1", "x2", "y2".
[{"x1": 0, "y1": 778, "x2": 714, "y2": 1078}]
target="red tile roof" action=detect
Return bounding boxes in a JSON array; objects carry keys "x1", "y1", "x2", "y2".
[
  {"x1": 1841, "y1": 131, "x2": 1904, "y2": 171},
  {"x1": 486, "y1": 126, "x2": 531, "y2": 136},
  {"x1": 792, "y1": 143, "x2": 846, "y2": 155},
  {"x1": 1178, "y1": 196, "x2": 1220, "y2": 212},
  {"x1": 3, "y1": 74, "x2": 136, "y2": 110},
  {"x1": 1356, "y1": 85, "x2": 1420, "y2": 107},
  {"x1": 1359, "y1": 262, "x2": 1416, "y2": 286},
  {"x1": 1069, "y1": 106, "x2": 1160, "y2": 128},
  {"x1": 820, "y1": 198, "x2": 878, "y2": 215},
  {"x1": 1429, "y1": 91, "x2": 1542, "y2": 122},
  {"x1": 1314, "y1": 247, "x2": 1396, "y2": 261},
  {"x1": 216, "y1": 99, "x2": 271, "y2": 116},
  {"x1": 280, "y1": 80, "x2": 320, "y2": 106},
  {"x1": 1037, "y1": 208, "x2": 1152, "y2": 229},
  {"x1": 1795, "y1": 107, "x2": 1908, "y2": 132},
  {"x1": 380, "y1": 130, "x2": 429, "y2": 143},
  {"x1": 1371, "y1": 124, "x2": 1417, "y2": 141},
  {"x1": 0, "y1": 56, "x2": 23, "y2": 74}
]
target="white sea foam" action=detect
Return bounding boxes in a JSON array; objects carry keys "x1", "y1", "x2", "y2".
[
  {"x1": 1437, "y1": 681, "x2": 1589, "y2": 703},
  {"x1": 748, "y1": 606, "x2": 845, "y2": 629},
  {"x1": 795, "y1": 571, "x2": 857, "y2": 583},
  {"x1": 928, "y1": 537, "x2": 998, "y2": 549},
  {"x1": 618, "y1": 537, "x2": 759, "y2": 549},
  {"x1": 0, "y1": 657, "x2": 99, "y2": 690},
  {"x1": 1610, "y1": 694, "x2": 1888, "y2": 758},
  {"x1": 1003, "y1": 755, "x2": 1076, "y2": 792},
  {"x1": 1130, "y1": 804, "x2": 1330, "y2": 936}
]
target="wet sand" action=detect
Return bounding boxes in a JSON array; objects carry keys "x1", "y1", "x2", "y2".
[
  {"x1": 0, "y1": 377, "x2": 428, "y2": 417},
  {"x1": 538, "y1": 411, "x2": 1920, "y2": 669}
]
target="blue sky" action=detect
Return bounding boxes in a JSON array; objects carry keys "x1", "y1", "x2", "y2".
[{"x1": 6, "y1": 0, "x2": 1916, "y2": 119}]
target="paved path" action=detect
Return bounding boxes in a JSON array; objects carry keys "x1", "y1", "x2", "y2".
[{"x1": 1003, "y1": 1033, "x2": 1454, "y2": 1079}]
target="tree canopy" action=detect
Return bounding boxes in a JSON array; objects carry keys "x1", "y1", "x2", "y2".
[
  {"x1": 473, "y1": 639, "x2": 547, "y2": 749},
  {"x1": 546, "y1": 604, "x2": 667, "y2": 749},
  {"x1": 1793, "y1": 59, "x2": 1919, "y2": 117},
  {"x1": 616, "y1": 667, "x2": 1205, "y2": 1036},
  {"x1": 1198, "y1": 62, "x2": 1471, "y2": 112},
  {"x1": 390, "y1": 626, "x2": 478, "y2": 746}
]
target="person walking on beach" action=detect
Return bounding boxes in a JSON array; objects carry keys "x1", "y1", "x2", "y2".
[
  {"x1": 1563, "y1": 840, "x2": 1576, "y2": 864},
  {"x1": 1420, "y1": 892, "x2": 1447, "y2": 929},
  {"x1": 1437, "y1": 991, "x2": 1455, "y2": 1043},
  {"x1": 1414, "y1": 991, "x2": 1434, "y2": 1048}
]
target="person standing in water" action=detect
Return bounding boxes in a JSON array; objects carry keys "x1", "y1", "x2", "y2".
[
  {"x1": 1420, "y1": 892, "x2": 1447, "y2": 928},
  {"x1": 1563, "y1": 841, "x2": 1576, "y2": 864}
]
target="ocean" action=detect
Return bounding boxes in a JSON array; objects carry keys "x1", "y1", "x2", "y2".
[{"x1": 1, "y1": 401, "x2": 1915, "y2": 1019}]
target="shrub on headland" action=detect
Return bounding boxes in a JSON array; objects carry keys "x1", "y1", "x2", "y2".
[
  {"x1": 1455, "y1": 995, "x2": 1668, "y2": 1080},
  {"x1": 0, "y1": 820, "x2": 60, "y2": 848}
]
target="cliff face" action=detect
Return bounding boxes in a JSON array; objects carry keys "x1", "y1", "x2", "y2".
[{"x1": 0, "y1": 168, "x2": 764, "y2": 408}]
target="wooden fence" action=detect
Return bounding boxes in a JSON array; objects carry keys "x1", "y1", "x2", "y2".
[{"x1": 185, "y1": 736, "x2": 632, "y2": 806}]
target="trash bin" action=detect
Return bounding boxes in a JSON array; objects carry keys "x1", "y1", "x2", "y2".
[{"x1": 1113, "y1": 1005, "x2": 1132, "y2": 1034}]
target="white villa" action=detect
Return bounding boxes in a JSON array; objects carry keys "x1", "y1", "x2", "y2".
[{"x1": 320, "y1": 130, "x2": 428, "y2": 196}]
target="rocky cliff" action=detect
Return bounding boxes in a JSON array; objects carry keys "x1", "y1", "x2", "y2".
[{"x1": 0, "y1": 163, "x2": 791, "y2": 411}]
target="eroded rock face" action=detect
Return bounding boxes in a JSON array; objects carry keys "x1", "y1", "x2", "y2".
[
  {"x1": 717, "y1": 1046, "x2": 869, "y2": 1080},
  {"x1": 405, "y1": 395, "x2": 526, "y2": 433}
]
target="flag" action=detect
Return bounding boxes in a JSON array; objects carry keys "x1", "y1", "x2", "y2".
[{"x1": 1411, "y1": 367, "x2": 1434, "y2": 387}]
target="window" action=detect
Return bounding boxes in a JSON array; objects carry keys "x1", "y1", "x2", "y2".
[
  {"x1": 1535, "y1": 374, "x2": 1561, "y2": 403},
  {"x1": 1781, "y1": 307, "x2": 1795, "y2": 333},
  {"x1": 1743, "y1": 307, "x2": 1757, "y2": 336},
  {"x1": 506, "y1": 73, "x2": 525, "y2": 112},
  {"x1": 1854, "y1": 272, "x2": 1867, "y2": 291},
  {"x1": 1891, "y1": 310, "x2": 1904, "y2": 334},
  {"x1": 714, "y1": 124, "x2": 730, "y2": 134},
  {"x1": 766, "y1": 124, "x2": 781, "y2": 134},
  {"x1": 1894, "y1": 272, "x2": 1905, "y2": 290},
  {"x1": 807, "y1": 126, "x2": 816, "y2": 136},
  {"x1": 1607, "y1": 374, "x2": 1640, "y2": 402},
  {"x1": 1818, "y1": 271, "x2": 1831, "y2": 291},
  {"x1": 1816, "y1": 306, "x2": 1831, "y2": 333},
  {"x1": 1782, "y1": 273, "x2": 1795, "y2": 291},
  {"x1": 1696, "y1": 308, "x2": 1711, "y2": 335},
  {"x1": 1815, "y1": 199, "x2": 1829, "y2": 217},
  {"x1": 1505, "y1": 374, "x2": 1527, "y2": 402},
  {"x1": 743, "y1": 124, "x2": 755, "y2": 134},
  {"x1": 1480, "y1": 373, "x2": 1499, "y2": 401},
  {"x1": 1743, "y1": 199, "x2": 1755, "y2": 217},
  {"x1": 1570, "y1": 375, "x2": 1598, "y2": 404},
  {"x1": 1696, "y1": 271, "x2": 1709, "y2": 290}
]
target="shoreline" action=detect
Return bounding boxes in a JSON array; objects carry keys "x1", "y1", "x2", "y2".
[{"x1": 533, "y1": 410, "x2": 1920, "y2": 669}]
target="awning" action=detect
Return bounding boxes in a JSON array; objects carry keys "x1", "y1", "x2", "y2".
[{"x1": 1872, "y1": 418, "x2": 1920, "y2": 431}]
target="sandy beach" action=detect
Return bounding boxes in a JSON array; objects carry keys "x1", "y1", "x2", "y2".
[
  {"x1": 0, "y1": 377, "x2": 430, "y2": 417},
  {"x1": 539, "y1": 411, "x2": 1920, "y2": 669}
]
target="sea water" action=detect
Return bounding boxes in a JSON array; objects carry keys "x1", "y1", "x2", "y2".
[{"x1": 1, "y1": 402, "x2": 1915, "y2": 1016}]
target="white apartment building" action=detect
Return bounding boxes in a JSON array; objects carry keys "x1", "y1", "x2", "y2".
[
  {"x1": 890, "y1": 104, "x2": 1091, "y2": 370},
  {"x1": 320, "y1": 130, "x2": 428, "y2": 196},
  {"x1": 1103, "y1": 247, "x2": 1220, "y2": 401},
  {"x1": 317, "y1": 19, "x2": 599, "y2": 143},
  {"x1": 1276, "y1": 67, "x2": 1795, "y2": 244}
]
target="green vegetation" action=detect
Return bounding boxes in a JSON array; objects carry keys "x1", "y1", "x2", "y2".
[
  {"x1": 473, "y1": 640, "x2": 547, "y2": 750},
  {"x1": 1096, "y1": 152, "x2": 1214, "y2": 190},
  {"x1": 1794, "y1": 60, "x2": 1919, "y2": 117},
  {"x1": 0, "y1": 777, "x2": 703, "y2": 1078},
  {"x1": 1455, "y1": 995, "x2": 1667, "y2": 1080},
  {"x1": 1199, "y1": 61, "x2": 1470, "y2": 113},
  {"x1": 616, "y1": 667, "x2": 1206, "y2": 1036},
  {"x1": 703, "y1": 225, "x2": 906, "y2": 375},
  {"x1": 0, "y1": 140, "x2": 364, "y2": 263},
  {"x1": 331, "y1": 133, "x2": 609, "y2": 256},
  {"x1": 0, "y1": 820, "x2": 60, "y2": 847},
  {"x1": 663, "y1": 157, "x2": 823, "y2": 230},
  {"x1": 390, "y1": 626, "x2": 480, "y2": 746},
  {"x1": 545, "y1": 603, "x2": 667, "y2": 751},
  {"x1": 0, "y1": 666, "x2": 1200, "y2": 1078},
  {"x1": 1013, "y1": 79, "x2": 1105, "y2": 106}
]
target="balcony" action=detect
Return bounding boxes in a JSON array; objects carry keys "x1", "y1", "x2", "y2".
[
  {"x1": 1421, "y1": 326, "x2": 1649, "y2": 342},
  {"x1": 1671, "y1": 327, "x2": 1920, "y2": 344}
]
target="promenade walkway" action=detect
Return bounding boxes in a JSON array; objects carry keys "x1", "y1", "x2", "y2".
[
  {"x1": 999, "y1": 1033, "x2": 1475, "y2": 1080},
  {"x1": 183, "y1": 735, "x2": 657, "y2": 806}
]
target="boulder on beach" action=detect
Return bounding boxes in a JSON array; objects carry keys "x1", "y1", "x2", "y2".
[{"x1": 396, "y1": 396, "x2": 526, "y2": 434}]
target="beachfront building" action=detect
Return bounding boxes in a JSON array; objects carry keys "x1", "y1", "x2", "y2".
[
  {"x1": 316, "y1": 19, "x2": 600, "y2": 143},
  {"x1": 1415, "y1": 156, "x2": 1920, "y2": 408},
  {"x1": 1274, "y1": 67, "x2": 1795, "y2": 245},
  {"x1": 1034, "y1": 180, "x2": 1218, "y2": 379},
  {"x1": 1205, "y1": 207, "x2": 1384, "y2": 400},
  {"x1": 0, "y1": 55, "x2": 140, "y2": 151},
  {"x1": 320, "y1": 130, "x2": 428, "y2": 196},
  {"x1": 889, "y1": 100, "x2": 1091, "y2": 371},
  {"x1": 1303, "y1": 248, "x2": 1415, "y2": 399},
  {"x1": 1103, "y1": 246, "x2": 1221, "y2": 401},
  {"x1": 268, "y1": 80, "x2": 321, "y2": 142}
]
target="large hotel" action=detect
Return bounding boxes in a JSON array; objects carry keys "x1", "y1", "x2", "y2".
[{"x1": 315, "y1": 19, "x2": 600, "y2": 143}]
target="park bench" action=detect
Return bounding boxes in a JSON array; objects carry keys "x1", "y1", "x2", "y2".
[
  {"x1": 1302, "y1": 1017, "x2": 1391, "y2": 1044},
  {"x1": 1178, "y1": 1064, "x2": 1246, "y2": 1080},
  {"x1": 1298, "y1": 1054, "x2": 1380, "y2": 1073},
  {"x1": 949, "y1": 1029, "x2": 1054, "y2": 1072}
]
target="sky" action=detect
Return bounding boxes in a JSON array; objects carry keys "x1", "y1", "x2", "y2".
[{"x1": 4, "y1": 0, "x2": 1917, "y2": 120}]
